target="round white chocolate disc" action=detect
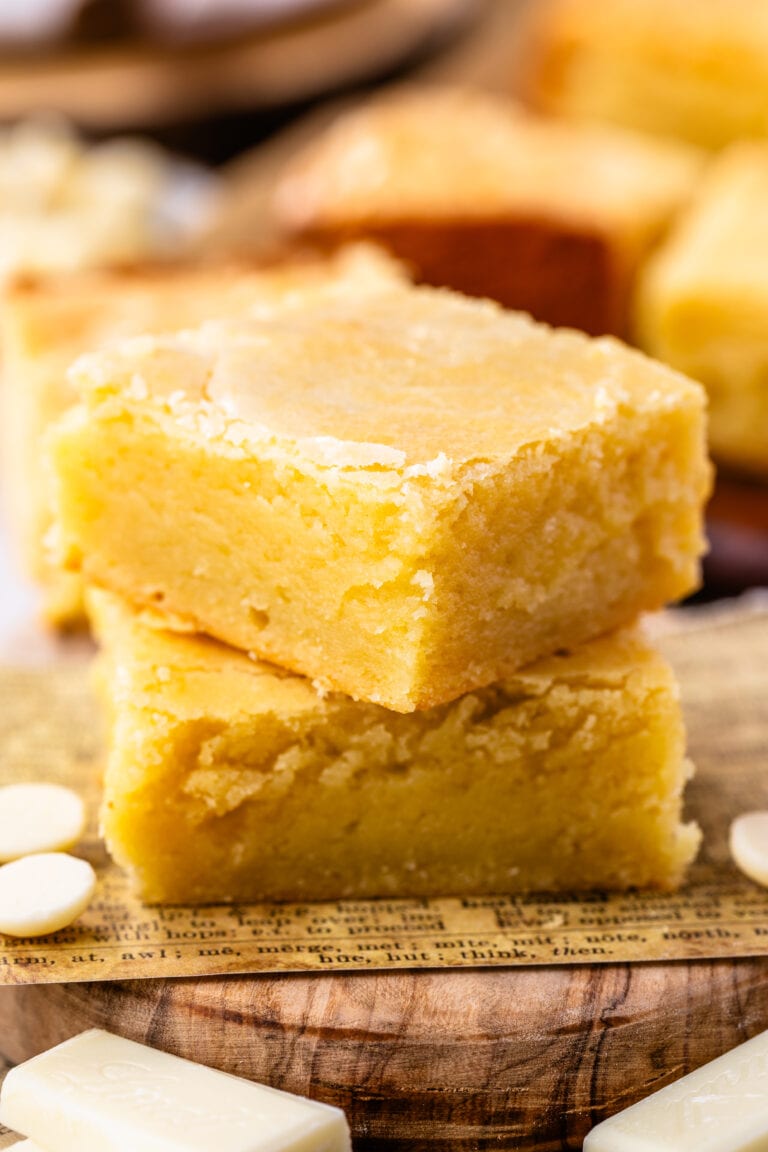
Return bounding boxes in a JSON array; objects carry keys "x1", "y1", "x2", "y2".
[
  {"x1": 0, "y1": 782, "x2": 86, "y2": 862},
  {"x1": 0, "y1": 852, "x2": 96, "y2": 937},
  {"x1": 730, "y1": 811, "x2": 768, "y2": 888}
]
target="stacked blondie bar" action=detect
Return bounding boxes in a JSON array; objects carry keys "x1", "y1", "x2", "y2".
[
  {"x1": 2, "y1": 244, "x2": 403, "y2": 627},
  {"x1": 47, "y1": 275, "x2": 710, "y2": 903}
]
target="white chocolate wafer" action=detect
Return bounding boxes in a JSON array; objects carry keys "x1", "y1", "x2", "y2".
[
  {"x1": 730, "y1": 811, "x2": 768, "y2": 888},
  {"x1": 0, "y1": 783, "x2": 86, "y2": 862},
  {"x1": 0, "y1": 853, "x2": 95, "y2": 937}
]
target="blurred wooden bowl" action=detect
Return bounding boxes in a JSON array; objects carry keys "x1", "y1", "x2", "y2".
[{"x1": 0, "y1": 0, "x2": 479, "y2": 130}]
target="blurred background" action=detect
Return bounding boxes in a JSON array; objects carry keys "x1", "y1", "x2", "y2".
[
  {"x1": 0, "y1": 0, "x2": 766, "y2": 634},
  {"x1": 0, "y1": 0, "x2": 509, "y2": 155}
]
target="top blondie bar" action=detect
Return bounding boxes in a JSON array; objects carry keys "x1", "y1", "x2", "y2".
[
  {"x1": 1, "y1": 243, "x2": 404, "y2": 627},
  {"x1": 51, "y1": 282, "x2": 710, "y2": 711}
]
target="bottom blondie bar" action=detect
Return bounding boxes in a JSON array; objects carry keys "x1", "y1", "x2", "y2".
[{"x1": 92, "y1": 593, "x2": 700, "y2": 902}]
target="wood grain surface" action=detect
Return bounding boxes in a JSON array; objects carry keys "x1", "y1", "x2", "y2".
[
  {"x1": 1, "y1": 604, "x2": 768, "y2": 1150},
  {"x1": 1, "y1": 960, "x2": 767, "y2": 1149}
]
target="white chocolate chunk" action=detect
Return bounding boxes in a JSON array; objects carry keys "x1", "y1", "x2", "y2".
[
  {"x1": 584, "y1": 1027, "x2": 768, "y2": 1151},
  {"x1": 0, "y1": 783, "x2": 86, "y2": 862},
  {"x1": 0, "y1": 853, "x2": 96, "y2": 937},
  {"x1": 0, "y1": 1029, "x2": 352, "y2": 1152},
  {"x1": 730, "y1": 811, "x2": 768, "y2": 888}
]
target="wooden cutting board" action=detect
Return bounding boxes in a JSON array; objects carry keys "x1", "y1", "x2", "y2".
[
  {"x1": 3, "y1": 956, "x2": 768, "y2": 1150},
  {"x1": 1, "y1": 603, "x2": 768, "y2": 1151}
]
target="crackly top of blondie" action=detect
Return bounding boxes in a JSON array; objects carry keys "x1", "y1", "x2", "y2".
[{"x1": 69, "y1": 281, "x2": 705, "y2": 475}]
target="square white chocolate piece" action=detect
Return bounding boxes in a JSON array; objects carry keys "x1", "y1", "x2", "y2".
[
  {"x1": 51, "y1": 282, "x2": 710, "y2": 711},
  {"x1": 0, "y1": 1029, "x2": 351, "y2": 1152},
  {"x1": 584, "y1": 1026, "x2": 768, "y2": 1151}
]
